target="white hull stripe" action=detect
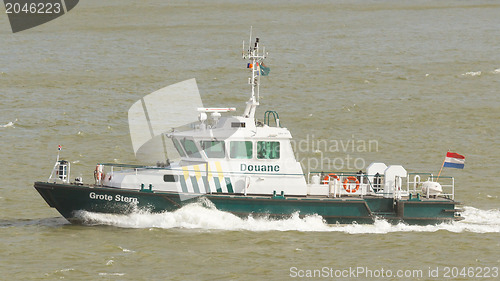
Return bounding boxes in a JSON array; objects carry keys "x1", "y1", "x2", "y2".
[
  {"x1": 202, "y1": 176, "x2": 210, "y2": 193},
  {"x1": 444, "y1": 157, "x2": 465, "y2": 165}
]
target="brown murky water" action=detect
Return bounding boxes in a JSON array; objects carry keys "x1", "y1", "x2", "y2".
[{"x1": 1, "y1": 0, "x2": 499, "y2": 279}]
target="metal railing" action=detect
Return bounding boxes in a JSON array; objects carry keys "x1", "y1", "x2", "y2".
[
  {"x1": 407, "y1": 173, "x2": 455, "y2": 200},
  {"x1": 264, "y1": 110, "x2": 281, "y2": 127},
  {"x1": 308, "y1": 171, "x2": 455, "y2": 200},
  {"x1": 307, "y1": 171, "x2": 386, "y2": 198}
]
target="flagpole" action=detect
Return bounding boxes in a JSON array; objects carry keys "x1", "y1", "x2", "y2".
[
  {"x1": 57, "y1": 145, "x2": 61, "y2": 162},
  {"x1": 436, "y1": 150, "x2": 449, "y2": 181}
]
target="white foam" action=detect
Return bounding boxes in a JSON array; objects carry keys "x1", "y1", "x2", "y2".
[
  {"x1": 76, "y1": 204, "x2": 500, "y2": 234},
  {"x1": 118, "y1": 246, "x2": 135, "y2": 253},
  {"x1": 0, "y1": 119, "x2": 17, "y2": 128},
  {"x1": 98, "y1": 273, "x2": 125, "y2": 276},
  {"x1": 462, "y1": 71, "x2": 481, "y2": 77},
  {"x1": 55, "y1": 268, "x2": 74, "y2": 273}
]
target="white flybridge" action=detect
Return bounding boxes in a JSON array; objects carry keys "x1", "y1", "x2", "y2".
[{"x1": 34, "y1": 31, "x2": 463, "y2": 225}]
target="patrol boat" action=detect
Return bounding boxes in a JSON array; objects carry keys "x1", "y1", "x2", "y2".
[{"x1": 34, "y1": 34, "x2": 463, "y2": 225}]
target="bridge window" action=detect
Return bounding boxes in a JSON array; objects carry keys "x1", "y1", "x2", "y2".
[
  {"x1": 163, "y1": 174, "x2": 178, "y2": 182},
  {"x1": 172, "y1": 138, "x2": 186, "y2": 157},
  {"x1": 231, "y1": 122, "x2": 246, "y2": 128},
  {"x1": 200, "y1": 141, "x2": 225, "y2": 158},
  {"x1": 257, "y1": 141, "x2": 280, "y2": 159},
  {"x1": 230, "y1": 141, "x2": 253, "y2": 159},
  {"x1": 181, "y1": 138, "x2": 201, "y2": 158}
]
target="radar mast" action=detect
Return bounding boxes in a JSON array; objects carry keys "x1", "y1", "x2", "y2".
[{"x1": 242, "y1": 27, "x2": 267, "y2": 119}]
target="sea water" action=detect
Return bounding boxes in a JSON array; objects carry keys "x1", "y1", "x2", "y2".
[{"x1": 1, "y1": 0, "x2": 499, "y2": 279}]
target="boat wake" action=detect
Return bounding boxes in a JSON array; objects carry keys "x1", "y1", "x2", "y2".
[{"x1": 75, "y1": 204, "x2": 500, "y2": 234}]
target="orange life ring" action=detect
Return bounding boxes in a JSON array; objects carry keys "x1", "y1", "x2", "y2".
[
  {"x1": 322, "y1": 173, "x2": 339, "y2": 184},
  {"x1": 343, "y1": 176, "x2": 360, "y2": 193}
]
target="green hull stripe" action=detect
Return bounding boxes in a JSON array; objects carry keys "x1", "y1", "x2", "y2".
[
  {"x1": 214, "y1": 177, "x2": 222, "y2": 193},
  {"x1": 225, "y1": 177, "x2": 234, "y2": 193},
  {"x1": 190, "y1": 176, "x2": 200, "y2": 193},
  {"x1": 202, "y1": 176, "x2": 210, "y2": 193},
  {"x1": 179, "y1": 177, "x2": 188, "y2": 193}
]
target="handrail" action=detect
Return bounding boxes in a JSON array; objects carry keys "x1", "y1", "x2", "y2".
[
  {"x1": 99, "y1": 163, "x2": 178, "y2": 170},
  {"x1": 308, "y1": 171, "x2": 455, "y2": 200},
  {"x1": 308, "y1": 172, "x2": 383, "y2": 196},
  {"x1": 99, "y1": 163, "x2": 149, "y2": 168},
  {"x1": 406, "y1": 173, "x2": 455, "y2": 200},
  {"x1": 264, "y1": 110, "x2": 281, "y2": 127}
]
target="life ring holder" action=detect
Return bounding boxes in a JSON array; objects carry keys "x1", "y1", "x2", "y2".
[
  {"x1": 343, "y1": 176, "x2": 360, "y2": 193},
  {"x1": 94, "y1": 165, "x2": 105, "y2": 182},
  {"x1": 323, "y1": 173, "x2": 339, "y2": 184}
]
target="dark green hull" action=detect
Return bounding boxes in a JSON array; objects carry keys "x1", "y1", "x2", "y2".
[{"x1": 34, "y1": 182, "x2": 461, "y2": 225}]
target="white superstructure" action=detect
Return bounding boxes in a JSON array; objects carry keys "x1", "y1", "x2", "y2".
[{"x1": 85, "y1": 32, "x2": 455, "y2": 201}]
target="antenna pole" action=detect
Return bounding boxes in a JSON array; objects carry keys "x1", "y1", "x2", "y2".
[
  {"x1": 242, "y1": 27, "x2": 267, "y2": 119},
  {"x1": 249, "y1": 26, "x2": 252, "y2": 53}
]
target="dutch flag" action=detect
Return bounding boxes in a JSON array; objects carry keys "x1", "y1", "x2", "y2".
[{"x1": 443, "y1": 152, "x2": 465, "y2": 169}]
